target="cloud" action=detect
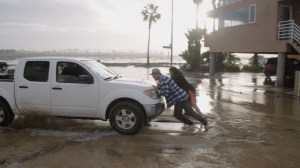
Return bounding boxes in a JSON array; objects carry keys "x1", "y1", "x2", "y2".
[
  {"x1": 0, "y1": 0, "x2": 109, "y2": 32},
  {"x1": 0, "y1": 0, "x2": 207, "y2": 54}
]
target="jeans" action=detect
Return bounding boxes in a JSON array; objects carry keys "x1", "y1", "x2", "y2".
[{"x1": 174, "y1": 100, "x2": 207, "y2": 125}]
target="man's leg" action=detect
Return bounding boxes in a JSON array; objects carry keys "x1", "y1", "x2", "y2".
[
  {"x1": 183, "y1": 100, "x2": 207, "y2": 126},
  {"x1": 174, "y1": 101, "x2": 193, "y2": 125}
]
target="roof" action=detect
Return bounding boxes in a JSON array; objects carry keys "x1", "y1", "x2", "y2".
[{"x1": 18, "y1": 56, "x2": 93, "y2": 62}]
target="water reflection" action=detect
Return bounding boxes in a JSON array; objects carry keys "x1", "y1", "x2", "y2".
[
  {"x1": 252, "y1": 77, "x2": 257, "y2": 85},
  {"x1": 195, "y1": 84, "x2": 212, "y2": 114},
  {"x1": 209, "y1": 73, "x2": 268, "y2": 105},
  {"x1": 2, "y1": 66, "x2": 300, "y2": 168},
  {"x1": 67, "y1": 66, "x2": 300, "y2": 119}
]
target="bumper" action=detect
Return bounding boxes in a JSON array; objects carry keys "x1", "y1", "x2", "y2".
[{"x1": 143, "y1": 101, "x2": 165, "y2": 119}]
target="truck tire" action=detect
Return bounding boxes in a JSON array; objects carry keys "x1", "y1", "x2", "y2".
[
  {"x1": 109, "y1": 101, "x2": 144, "y2": 135},
  {"x1": 0, "y1": 100, "x2": 15, "y2": 126}
]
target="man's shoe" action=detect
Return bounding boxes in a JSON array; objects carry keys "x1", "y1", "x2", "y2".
[
  {"x1": 204, "y1": 123, "x2": 210, "y2": 132},
  {"x1": 182, "y1": 124, "x2": 189, "y2": 129},
  {"x1": 186, "y1": 123, "x2": 196, "y2": 130}
]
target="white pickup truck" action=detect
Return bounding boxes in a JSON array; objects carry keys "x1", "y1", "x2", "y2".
[{"x1": 0, "y1": 57, "x2": 165, "y2": 135}]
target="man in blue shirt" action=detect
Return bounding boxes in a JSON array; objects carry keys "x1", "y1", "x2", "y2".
[{"x1": 150, "y1": 68, "x2": 209, "y2": 131}]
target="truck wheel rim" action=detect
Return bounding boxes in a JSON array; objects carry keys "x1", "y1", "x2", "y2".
[{"x1": 115, "y1": 109, "x2": 136, "y2": 129}]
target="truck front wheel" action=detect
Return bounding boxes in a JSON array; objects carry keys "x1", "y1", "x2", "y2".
[
  {"x1": 109, "y1": 101, "x2": 144, "y2": 135},
  {"x1": 0, "y1": 100, "x2": 15, "y2": 126}
]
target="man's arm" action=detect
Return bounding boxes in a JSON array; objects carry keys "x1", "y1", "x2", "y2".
[{"x1": 156, "y1": 78, "x2": 171, "y2": 97}]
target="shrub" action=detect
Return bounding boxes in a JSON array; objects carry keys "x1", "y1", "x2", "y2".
[
  {"x1": 242, "y1": 65, "x2": 263, "y2": 72},
  {"x1": 223, "y1": 64, "x2": 241, "y2": 72}
]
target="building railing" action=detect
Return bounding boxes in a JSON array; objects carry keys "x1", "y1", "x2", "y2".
[{"x1": 278, "y1": 20, "x2": 300, "y2": 45}]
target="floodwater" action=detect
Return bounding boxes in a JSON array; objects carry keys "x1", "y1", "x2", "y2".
[{"x1": 1, "y1": 66, "x2": 300, "y2": 168}]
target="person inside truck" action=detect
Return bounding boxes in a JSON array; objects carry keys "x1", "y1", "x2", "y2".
[{"x1": 62, "y1": 63, "x2": 83, "y2": 77}]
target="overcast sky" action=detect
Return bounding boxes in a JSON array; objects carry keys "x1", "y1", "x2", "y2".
[{"x1": 0, "y1": 0, "x2": 212, "y2": 55}]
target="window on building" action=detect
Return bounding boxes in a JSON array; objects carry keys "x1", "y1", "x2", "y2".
[
  {"x1": 220, "y1": 7, "x2": 248, "y2": 28},
  {"x1": 249, "y1": 4, "x2": 256, "y2": 23},
  {"x1": 218, "y1": 4, "x2": 256, "y2": 28},
  {"x1": 218, "y1": 0, "x2": 241, "y2": 7}
]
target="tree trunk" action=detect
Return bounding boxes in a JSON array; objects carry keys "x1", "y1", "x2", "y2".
[{"x1": 147, "y1": 24, "x2": 151, "y2": 65}]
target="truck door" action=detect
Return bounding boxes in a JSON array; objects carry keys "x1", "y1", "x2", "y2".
[
  {"x1": 15, "y1": 60, "x2": 51, "y2": 114},
  {"x1": 50, "y1": 61, "x2": 99, "y2": 117}
]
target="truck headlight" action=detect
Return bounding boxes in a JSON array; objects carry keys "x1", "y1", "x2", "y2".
[{"x1": 144, "y1": 89, "x2": 159, "y2": 99}]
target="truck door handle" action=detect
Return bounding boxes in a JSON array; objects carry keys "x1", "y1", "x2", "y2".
[
  {"x1": 19, "y1": 85, "x2": 28, "y2": 88},
  {"x1": 52, "y1": 87, "x2": 62, "y2": 90}
]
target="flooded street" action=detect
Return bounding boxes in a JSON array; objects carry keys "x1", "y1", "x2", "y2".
[{"x1": 1, "y1": 68, "x2": 300, "y2": 168}]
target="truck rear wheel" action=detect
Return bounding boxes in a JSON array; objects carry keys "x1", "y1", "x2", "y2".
[
  {"x1": 109, "y1": 101, "x2": 144, "y2": 135},
  {"x1": 0, "y1": 100, "x2": 15, "y2": 126}
]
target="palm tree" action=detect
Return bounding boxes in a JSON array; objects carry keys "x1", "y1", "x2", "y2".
[
  {"x1": 179, "y1": 28, "x2": 207, "y2": 70},
  {"x1": 249, "y1": 53, "x2": 262, "y2": 66},
  {"x1": 242, "y1": 53, "x2": 263, "y2": 72},
  {"x1": 193, "y1": 0, "x2": 202, "y2": 29},
  {"x1": 141, "y1": 4, "x2": 161, "y2": 65}
]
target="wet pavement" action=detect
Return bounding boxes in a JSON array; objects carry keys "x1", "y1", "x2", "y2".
[{"x1": 1, "y1": 72, "x2": 300, "y2": 168}]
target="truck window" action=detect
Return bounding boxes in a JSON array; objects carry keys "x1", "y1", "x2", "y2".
[
  {"x1": 23, "y1": 61, "x2": 50, "y2": 82},
  {"x1": 56, "y1": 61, "x2": 92, "y2": 83}
]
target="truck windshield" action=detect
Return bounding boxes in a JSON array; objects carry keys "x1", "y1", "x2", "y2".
[{"x1": 82, "y1": 60, "x2": 118, "y2": 80}]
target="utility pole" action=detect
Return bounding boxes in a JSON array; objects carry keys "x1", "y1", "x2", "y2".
[
  {"x1": 170, "y1": 0, "x2": 174, "y2": 67},
  {"x1": 163, "y1": 0, "x2": 174, "y2": 67}
]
